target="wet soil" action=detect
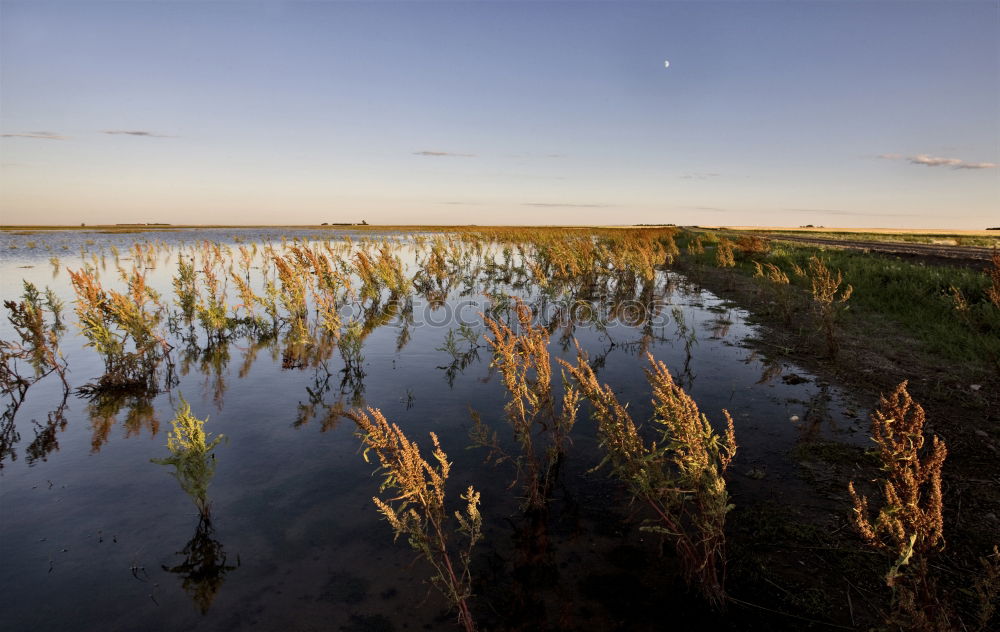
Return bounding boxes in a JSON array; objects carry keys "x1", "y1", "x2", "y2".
[{"x1": 675, "y1": 258, "x2": 1000, "y2": 628}]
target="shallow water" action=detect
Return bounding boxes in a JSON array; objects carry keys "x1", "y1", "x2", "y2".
[{"x1": 0, "y1": 229, "x2": 867, "y2": 631}]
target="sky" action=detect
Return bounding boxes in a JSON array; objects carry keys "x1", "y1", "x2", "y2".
[{"x1": 1, "y1": 1, "x2": 997, "y2": 228}]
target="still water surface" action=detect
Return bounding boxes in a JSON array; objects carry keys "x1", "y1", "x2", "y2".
[{"x1": 0, "y1": 229, "x2": 865, "y2": 631}]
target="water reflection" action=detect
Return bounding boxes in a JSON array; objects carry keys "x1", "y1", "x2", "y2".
[
  {"x1": 25, "y1": 396, "x2": 69, "y2": 465},
  {"x1": 294, "y1": 364, "x2": 347, "y2": 431},
  {"x1": 162, "y1": 514, "x2": 239, "y2": 615},
  {"x1": 87, "y1": 392, "x2": 158, "y2": 452}
]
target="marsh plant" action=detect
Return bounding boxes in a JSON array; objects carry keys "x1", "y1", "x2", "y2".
[
  {"x1": 153, "y1": 397, "x2": 235, "y2": 614},
  {"x1": 1, "y1": 282, "x2": 70, "y2": 467},
  {"x1": 714, "y1": 238, "x2": 736, "y2": 268},
  {"x1": 2, "y1": 281, "x2": 69, "y2": 405},
  {"x1": 69, "y1": 266, "x2": 173, "y2": 394},
  {"x1": 848, "y1": 381, "x2": 950, "y2": 630},
  {"x1": 472, "y1": 298, "x2": 579, "y2": 511},
  {"x1": 347, "y1": 407, "x2": 482, "y2": 632},
  {"x1": 752, "y1": 260, "x2": 794, "y2": 321},
  {"x1": 686, "y1": 236, "x2": 706, "y2": 255},
  {"x1": 988, "y1": 248, "x2": 1000, "y2": 309},
  {"x1": 153, "y1": 396, "x2": 224, "y2": 516},
  {"x1": 807, "y1": 255, "x2": 853, "y2": 356},
  {"x1": 561, "y1": 347, "x2": 737, "y2": 609}
]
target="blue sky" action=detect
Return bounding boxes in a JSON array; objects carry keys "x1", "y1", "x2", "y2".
[{"x1": 1, "y1": 1, "x2": 997, "y2": 228}]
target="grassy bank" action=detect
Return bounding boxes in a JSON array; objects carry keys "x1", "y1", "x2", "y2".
[{"x1": 677, "y1": 230, "x2": 1000, "y2": 378}]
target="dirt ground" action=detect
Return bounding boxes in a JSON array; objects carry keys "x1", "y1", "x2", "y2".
[{"x1": 673, "y1": 255, "x2": 1000, "y2": 629}]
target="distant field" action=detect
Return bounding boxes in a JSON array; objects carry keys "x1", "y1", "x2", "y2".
[
  {"x1": 715, "y1": 226, "x2": 998, "y2": 235},
  {"x1": 711, "y1": 226, "x2": 1000, "y2": 247},
  {"x1": 0, "y1": 224, "x2": 585, "y2": 233}
]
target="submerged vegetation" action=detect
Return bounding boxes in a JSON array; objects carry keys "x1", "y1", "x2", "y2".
[
  {"x1": 472, "y1": 298, "x2": 579, "y2": 511},
  {"x1": 562, "y1": 347, "x2": 737, "y2": 609},
  {"x1": 1, "y1": 224, "x2": 997, "y2": 630},
  {"x1": 153, "y1": 397, "x2": 236, "y2": 614}
]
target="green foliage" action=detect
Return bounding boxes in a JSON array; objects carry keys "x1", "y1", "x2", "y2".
[
  {"x1": 152, "y1": 396, "x2": 224, "y2": 515},
  {"x1": 173, "y1": 257, "x2": 198, "y2": 322}
]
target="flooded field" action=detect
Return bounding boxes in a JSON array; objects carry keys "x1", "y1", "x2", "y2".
[{"x1": 1, "y1": 228, "x2": 874, "y2": 630}]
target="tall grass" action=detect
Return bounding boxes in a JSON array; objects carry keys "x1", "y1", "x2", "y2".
[
  {"x1": 988, "y1": 249, "x2": 1000, "y2": 309},
  {"x1": 69, "y1": 266, "x2": 173, "y2": 394},
  {"x1": 807, "y1": 256, "x2": 853, "y2": 356},
  {"x1": 561, "y1": 346, "x2": 736, "y2": 608},
  {"x1": 347, "y1": 407, "x2": 482, "y2": 632}
]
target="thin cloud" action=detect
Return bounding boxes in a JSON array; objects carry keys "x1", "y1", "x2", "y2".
[
  {"x1": 909, "y1": 154, "x2": 963, "y2": 167},
  {"x1": 680, "y1": 172, "x2": 721, "y2": 180},
  {"x1": 879, "y1": 153, "x2": 996, "y2": 170},
  {"x1": 523, "y1": 202, "x2": 612, "y2": 208},
  {"x1": 954, "y1": 161, "x2": 998, "y2": 170},
  {"x1": 103, "y1": 130, "x2": 172, "y2": 138},
  {"x1": 413, "y1": 150, "x2": 475, "y2": 158},
  {"x1": 1, "y1": 131, "x2": 67, "y2": 140}
]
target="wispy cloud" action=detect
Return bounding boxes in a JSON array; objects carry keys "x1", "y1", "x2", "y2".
[
  {"x1": 523, "y1": 202, "x2": 612, "y2": 208},
  {"x1": 413, "y1": 150, "x2": 475, "y2": 158},
  {"x1": 1, "y1": 131, "x2": 67, "y2": 140},
  {"x1": 879, "y1": 153, "x2": 997, "y2": 170},
  {"x1": 680, "y1": 172, "x2": 721, "y2": 180},
  {"x1": 103, "y1": 130, "x2": 172, "y2": 138},
  {"x1": 954, "y1": 160, "x2": 999, "y2": 170}
]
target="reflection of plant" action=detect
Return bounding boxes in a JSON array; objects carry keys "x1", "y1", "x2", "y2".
[
  {"x1": 162, "y1": 513, "x2": 238, "y2": 614},
  {"x1": 561, "y1": 347, "x2": 736, "y2": 609},
  {"x1": 347, "y1": 407, "x2": 482, "y2": 632},
  {"x1": 338, "y1": 320, "x2": 367, "y2": 405},
  {"x1": 437, "y1": 324, "x2": 483, "y2": 387},
  {"x1": 152, "y1": 397, "x2": 224, "y2": 515}
]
